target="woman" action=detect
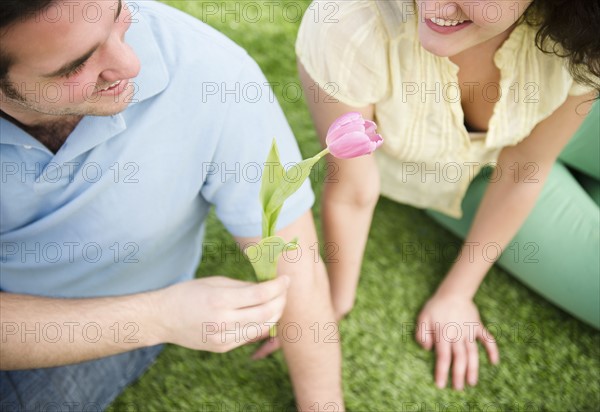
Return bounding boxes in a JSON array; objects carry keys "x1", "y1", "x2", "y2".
[{"x1": 295, "y1": 0, "x2": 599, "y2": 391}]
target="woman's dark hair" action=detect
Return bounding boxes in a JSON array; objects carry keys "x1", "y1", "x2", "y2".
[
  {"x1": 524, "y1": 0, "x2": 600, "y2": 95},
  {"x1": 0, "y1": 1, "x2": 55, "y2": 91}
]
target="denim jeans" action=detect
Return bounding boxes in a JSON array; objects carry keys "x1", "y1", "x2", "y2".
[{"x1": 0, "y1": 344, "x2": 164, "y2": 412}]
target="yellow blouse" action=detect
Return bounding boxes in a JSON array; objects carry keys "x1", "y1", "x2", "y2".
[{"x1": 296, "y1": 0, "x2": 594, "y2": 217}]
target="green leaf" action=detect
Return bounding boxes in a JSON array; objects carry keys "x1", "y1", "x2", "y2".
[
  {"x1": 259, "y1": 139, "x2": 285, "y2": 238},
  {"x1": 244, "y1": 236, "x2": 299, "y2": 282},
  {"x1": 259, "y1": 140, "x2": 328, "y2": 238},
  {"x1": 264, "y1": 154, "x2": 321, "y2": 216}
]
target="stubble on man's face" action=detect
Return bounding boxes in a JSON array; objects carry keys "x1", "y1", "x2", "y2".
[{"x1": 0, "y1": 0, "x2": 141, "y2": 125}]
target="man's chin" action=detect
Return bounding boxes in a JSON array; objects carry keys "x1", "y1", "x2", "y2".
[
  {"x1": 85, "y1": 101, "x2": 131, "y2": 117},
  {"x1": 0, "y1": 97, "x2": 133, "y2": 126}
]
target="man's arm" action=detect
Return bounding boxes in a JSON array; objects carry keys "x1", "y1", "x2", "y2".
[
  {"x1": 0, "y1": 276, "x2": 290, "y2": 370},
  {"x1": 235, "y1": 210, "x2": 344, "y2": 411}
]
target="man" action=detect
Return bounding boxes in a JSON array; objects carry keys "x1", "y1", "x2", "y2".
[{"x1": 0, "y1": 1, "x2": 343, "y2": 410}]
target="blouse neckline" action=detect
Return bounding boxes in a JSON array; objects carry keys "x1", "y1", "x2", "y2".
[{"x1": 433, "y1": 22, "x2": 528, "y2": 146}]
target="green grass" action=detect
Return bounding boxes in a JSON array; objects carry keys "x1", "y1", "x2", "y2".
[{"x1": 108, "y1": 1, "x2": 600, "y2": 410}]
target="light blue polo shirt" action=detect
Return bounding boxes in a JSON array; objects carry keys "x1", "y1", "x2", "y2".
[{"x1": 0, "y1": 1, "x2": 314, "y2": 298}]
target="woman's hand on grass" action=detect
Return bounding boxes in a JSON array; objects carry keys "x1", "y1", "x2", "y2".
[{"x1": 416, "y1": 294, "x2": 499, "y2": 390}]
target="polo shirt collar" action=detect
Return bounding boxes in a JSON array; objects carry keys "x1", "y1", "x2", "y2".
[
  {"x1": 0, "y1": 8, "x2": 169, "y2": 159},
  {"x1": 127, "y1": 8, "x2": 170, "y2": 105}
]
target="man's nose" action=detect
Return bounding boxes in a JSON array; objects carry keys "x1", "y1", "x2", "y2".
[{"x1": 98, "y1": 39, "x2": 141, "y2": 83}]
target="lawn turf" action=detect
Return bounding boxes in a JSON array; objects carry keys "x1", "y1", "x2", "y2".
[{"x1": 108, "y1": 1, "x2": 600, "y2": 410}]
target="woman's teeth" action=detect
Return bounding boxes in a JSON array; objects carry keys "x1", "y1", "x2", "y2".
[
  {"x1": 99, "y1": 80, "x2": 121, "y2": 91},
  {"x1": 430, "y1": 17, "x2": 466, "y2": 26}
]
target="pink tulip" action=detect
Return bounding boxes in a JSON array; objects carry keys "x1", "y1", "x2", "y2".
[{"x1": 325, "y1": 112, "x2": 383, "y2": 159}]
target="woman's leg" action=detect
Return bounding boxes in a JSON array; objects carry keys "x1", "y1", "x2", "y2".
[
  {"x1": 561, "y1": 100, "x2": 600, "y2": 205},
  {"x1": 578, "y1": 172, "x2": 600, "y2": 207},
  {"x1": 558, "y1": 101, "x2": 599, "y2": 180},
  {"x1": 427, "y1": 163, "x2": 599, "y2": 328},
  {"x1": 426, "y1": 102, "x2": 600, "y2": 328}
]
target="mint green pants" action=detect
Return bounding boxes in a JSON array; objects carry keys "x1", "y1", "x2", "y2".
[{"x1": 427, "y1": 102, "x2": 600, "y2": 329}]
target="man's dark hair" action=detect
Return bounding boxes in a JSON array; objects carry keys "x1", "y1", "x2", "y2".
[
  {"x1": 0, "y1": 0, "x2": 55, "y2": 94},
  {"x1": 524, "y1": 0, "x2": 600, "y2": 95}
]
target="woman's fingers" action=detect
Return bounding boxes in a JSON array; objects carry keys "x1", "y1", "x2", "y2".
[
  {"x1": 434, "y1": 339, "x2": 452, "y2": 388},
  {"x1": 479, "y1": 326, "x2": 500, "y2": 365},
  {"x1": 451, "y1": 341, "x2": 467, "y2": 391},
  {"x1": 435, "y1": 329, "x2": 484, "y2": 391},
  {"x1": 416, "y1": 298, "x2": 500, "y2": 391},
  {"x1": 465, "y1": 339, "x2": 479, "y2": 387},
  {"x1": 416, "y1": 315, "x2": 433, "y2": 350}
]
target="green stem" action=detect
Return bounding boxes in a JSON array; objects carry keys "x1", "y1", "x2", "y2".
[
  {"x1": 264, "y1": 259, "x2": 278, "y2": 337},
  {"x1": 260, "y1": 147, "x2": 330, "y2": 338},
  {"x1": 258, "y1": 260, "x2": 278, "y2": 283},
  {"x1": 314, "y1": 147, "x2": 330, "y2": 161}
]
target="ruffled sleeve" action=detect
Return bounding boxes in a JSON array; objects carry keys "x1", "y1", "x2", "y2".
[
  {"x1": 295, "y1": 0, "x2": 389, "y2": 107},
  {"x1": 568, "y1": 79, "x2": 597, "y2": 96}
]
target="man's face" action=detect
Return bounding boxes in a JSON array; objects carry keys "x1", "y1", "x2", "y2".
[{"x1": 0, "y1": 0, "x2": 141, "y2": 119}]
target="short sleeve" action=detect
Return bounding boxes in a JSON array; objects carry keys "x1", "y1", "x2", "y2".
[
  {"x1": 200, "y1": 58, "x2": 315, "y2": 238},
  {"x1": 569, "y1": 79, "x2": 597, "y2": 96},
  {"x1": 295, "y1": 0, "x2": 389, "y2": 107}
]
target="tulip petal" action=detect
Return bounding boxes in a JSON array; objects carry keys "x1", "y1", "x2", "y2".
[
  {"x1": 371, "y1": 133, "x2": 384, "y2": 147},
  {"x1": 328, "y1": 131, "x2": 376, "y2": 159},
  {"x1": 326, "y1": 112, "x2": 363, "y2": 136},
  {"x1": 326, "y1": 121, "x2": 365, "y2": 146},
  {"x1": 364, "y1": 120, "x2": 377, "y2": 135},
  {"x1": 325, "y1": 112, "x2": 384, "y2": 159}
]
